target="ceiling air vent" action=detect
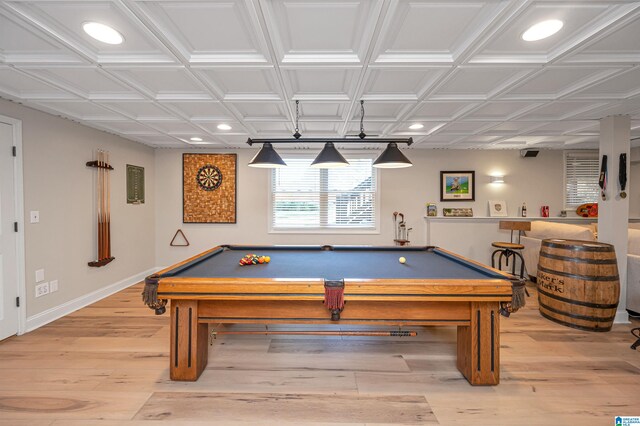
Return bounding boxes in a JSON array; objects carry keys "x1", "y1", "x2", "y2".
[{"x1": 520, "y1": 149, "x2": 539, "y2": 158}]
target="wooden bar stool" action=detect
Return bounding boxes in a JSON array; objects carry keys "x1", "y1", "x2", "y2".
[{"x1": 491, "y1": 221, "x2": 531, "y2": 279}]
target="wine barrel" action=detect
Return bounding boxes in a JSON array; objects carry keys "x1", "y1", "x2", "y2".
[{"x1": 537, "y1": 239, "x2": 619, "y2": 332}]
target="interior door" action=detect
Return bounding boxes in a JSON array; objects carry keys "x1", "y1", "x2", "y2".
[{"x1": 0, "y1": 121, "x2": 18, "y2": 340}]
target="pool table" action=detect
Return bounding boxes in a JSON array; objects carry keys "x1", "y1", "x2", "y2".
[{"x1": 142, "y1": 245, "x2": 524, "y2": 385}]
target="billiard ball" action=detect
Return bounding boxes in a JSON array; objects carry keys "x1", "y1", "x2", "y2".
[{"x1": 399, "y1": 257, "x2": 406, "y2": 264}]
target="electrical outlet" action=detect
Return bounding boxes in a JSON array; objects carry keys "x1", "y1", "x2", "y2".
[
  {"x1": 50, "y1": 280, "x2": 58, "y2": 292},
  {"x1": 30, "y1": 211, "x2": 40, "y2": 223},
  {"x1": 35, "y1": 282, "x2": 49, "y2": 298}
]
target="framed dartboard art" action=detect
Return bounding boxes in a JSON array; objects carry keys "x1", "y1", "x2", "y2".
[{"x1": 183, "y1": 153, "x2": 237, "y2": 223}]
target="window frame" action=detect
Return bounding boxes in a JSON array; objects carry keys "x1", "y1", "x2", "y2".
[
  {"x1": 268, "y1": 151, "x2": 381, "y2": 234},
  {"x1": 563, "y1": 150, "x2": 600, "y2": 209}
]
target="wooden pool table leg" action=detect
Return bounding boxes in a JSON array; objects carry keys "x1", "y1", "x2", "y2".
[
  {"x1": 170, "y1": 300, "x2": 209, "y2": 381},
  {"x1": 456, "y1": 302, "x2": 500, "y2": 385}
]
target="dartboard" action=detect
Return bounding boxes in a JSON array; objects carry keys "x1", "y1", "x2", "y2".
[{"x1": 196, "y1": 164, "x2": 223, "y2": 191}]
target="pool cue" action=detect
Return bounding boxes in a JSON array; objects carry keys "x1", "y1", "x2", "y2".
[
  {"x1": 211, "y1": 330, "x2": 417, "y2": 338},
  {"x1": 101, "y1": 150, "x2": 107, "y2": 260},
  {"x1": 106, "y1": 151, "x2": 111, "y2": 259},
  {"x1": 97, "y1": 150, "x2": 104, "y2": 260}
]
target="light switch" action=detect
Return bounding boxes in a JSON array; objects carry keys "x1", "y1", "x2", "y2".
[
  {"x1": 35, "y1": 269, "x2": 45, "y2": 283},
  {"x1": 30, "y1": 211, "x2": 40, "y2": 223}
]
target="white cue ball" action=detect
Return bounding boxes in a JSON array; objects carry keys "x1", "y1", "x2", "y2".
[{"x1": 399, "y1": 256, "x2": 406, "y2": 264}]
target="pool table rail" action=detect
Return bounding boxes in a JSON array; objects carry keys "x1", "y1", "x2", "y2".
[{"x1": 155, "y1": 277, "x2": 514, "y2": 303}]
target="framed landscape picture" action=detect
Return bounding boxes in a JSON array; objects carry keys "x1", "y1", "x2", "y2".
[{"x1": 440, "y1": 171, "x2": 475, "y2": 201}]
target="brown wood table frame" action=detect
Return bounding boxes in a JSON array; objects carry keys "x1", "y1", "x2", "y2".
[{"x1": 143, "y1": 245, "x2": 523, "y2": 386}]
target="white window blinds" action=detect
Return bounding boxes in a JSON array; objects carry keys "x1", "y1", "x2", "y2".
[
  {"x1": 271, "y1": 157, "x2": 377, "y2": 230},
  {"x1": 564, "y1": 151, "x2": 600, "y2": 208}
]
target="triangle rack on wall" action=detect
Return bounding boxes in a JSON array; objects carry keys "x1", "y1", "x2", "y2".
[{"x1": 170, "y1": 229, "x2": 190, "y2": 247}]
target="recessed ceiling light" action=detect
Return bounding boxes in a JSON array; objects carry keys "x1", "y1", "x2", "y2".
[
  {"x1": 409, "y1": 123, "x2": 424, "y2": 130},
  {"x1": 217, "y1": 124, "x2": 232, "y2": 131},
  {"x1": 82, "y1": 22, "x2": 124, "y2": 45},
  {"x1": 522, "y1": 19, "x2": 563, "y2": 42},
  {"x1": 189, "y1": 137, "x2": 203, "y2": 142}
]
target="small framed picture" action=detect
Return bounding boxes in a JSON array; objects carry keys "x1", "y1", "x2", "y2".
[
  {"x1": 440, "y1": 171, "x2": 475, "y2": 201},
  {"x1": 443, "y1": 208, "x2": 473, "y2": 217},
  {"x1": 489, "y1": 200, "x2": 508, "y2": 217},
  {"x1": 126, "y1": 164, "x2": 145, "y2": 204}
]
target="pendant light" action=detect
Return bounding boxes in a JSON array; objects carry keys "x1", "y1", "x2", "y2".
[
  {"x1": 373, "y1": 142, "x2": 413, "y2": 168},
  {"x1": 248, "y1": 142, "x2": 286, "y2": 168},
  {"x1": 310, "y1": 142, "x2": 349, "y2": 168},
  {"x1": 246, "y1": 100, "x2": 413, "y2": 168},
  {"x1": 309, "y1": 101, "x2": 348, "y2": 168},
  {"x1": 247, "y1": 100, "x2": 302, "y2": 168}
]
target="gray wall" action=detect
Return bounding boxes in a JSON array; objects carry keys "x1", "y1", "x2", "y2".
[{"x1": 0, "y1": 99, "x2": 156, "y2": 318}]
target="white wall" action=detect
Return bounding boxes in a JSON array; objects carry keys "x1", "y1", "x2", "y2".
[
  {"x1": 0, "y1": 99, "x2": 156, "y2": 319},
  {"x1": 155, "y1": 148, "x2": 565, "y2": 266}
]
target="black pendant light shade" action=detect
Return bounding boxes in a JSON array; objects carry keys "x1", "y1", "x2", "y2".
[
  {"x1": 310, "y1": 142, "x2": 349, "y2": 168},
  {"x1": 248, "y1": 142, "x2": 287, "y2": 168},
  {"x1": 373, "y1": 142, "x2": 413, "y2": 168}
]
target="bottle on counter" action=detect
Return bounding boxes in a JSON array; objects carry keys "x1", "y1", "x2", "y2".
[{"x1": 521, "y1": 202, "x2": 527, "y2": 217}]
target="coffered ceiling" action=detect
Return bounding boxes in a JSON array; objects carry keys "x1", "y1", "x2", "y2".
[{"x1": 0, "y1": 0, "x2": 639, "y2": 149}]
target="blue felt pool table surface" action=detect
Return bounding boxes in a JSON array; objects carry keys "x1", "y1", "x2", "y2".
[{"x1": 160, "y1": 245, "x2": 505, "y2": 281}]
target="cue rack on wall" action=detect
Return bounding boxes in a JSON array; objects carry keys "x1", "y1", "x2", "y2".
[{"x1": 87, "y1": 149, "x2": 115, "y2": 267}]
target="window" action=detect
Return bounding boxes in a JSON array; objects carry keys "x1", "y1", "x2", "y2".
[
  {"x1": 564, "y1": 151, "x2": 600, "y2": 208},
  {"x1": 270, "y1": 156, "x2": 378, "y2": 231}
]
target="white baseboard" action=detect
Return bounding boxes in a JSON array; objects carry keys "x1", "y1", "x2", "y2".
[
  {"x1": 25, "y1": 267, "x2": 161, "y2": 333},
  {"x1": 615, "y1": 310, "x2": 630, "y2": 324}
]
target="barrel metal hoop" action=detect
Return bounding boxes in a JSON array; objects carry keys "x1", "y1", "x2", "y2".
[
  {"x1": 539, "y1": 252, "x2": 617, "y2": 264},
  {"x1": 539, "y1": 310, "x2": 612, "y2": 332},
  {"x1": 538, "y1": 300, "x2": 616, "y2": 322},
  {"x1": 537, "y1": 287, "x2": 619, "y2": 309},
  {"x1": 541, "y1": 241, "x2": 614, "y2": 252},
  {"x1": 537, "y1": 265, "x2": 619, "y2": 282}
]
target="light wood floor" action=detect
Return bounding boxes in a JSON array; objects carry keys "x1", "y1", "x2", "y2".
[{"x1": 0, "y1": 282, "x2": 639, "y2": 425}]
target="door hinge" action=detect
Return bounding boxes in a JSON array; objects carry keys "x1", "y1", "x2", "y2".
[
  {"x1": 12, "y1": 146, "x2": 16, "y2": 157},
  {"x1": 14, "y1": 222, "x2": 18, "y2": 232},
  {"x1": 16, "y1": 297, "x2": 20, "y2": 307}
]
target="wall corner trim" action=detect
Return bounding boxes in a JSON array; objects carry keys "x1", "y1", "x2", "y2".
[
  {"x1": 614, "y1": 310, "x2": 630, "y2": 324},
  {"x1": 25, "y1": 267, "x2": 162, "y2": 333}
]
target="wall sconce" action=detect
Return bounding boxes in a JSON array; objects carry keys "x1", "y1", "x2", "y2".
[{"x1": 490, "y1": 175, "x2": 505, "y2": 184}]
